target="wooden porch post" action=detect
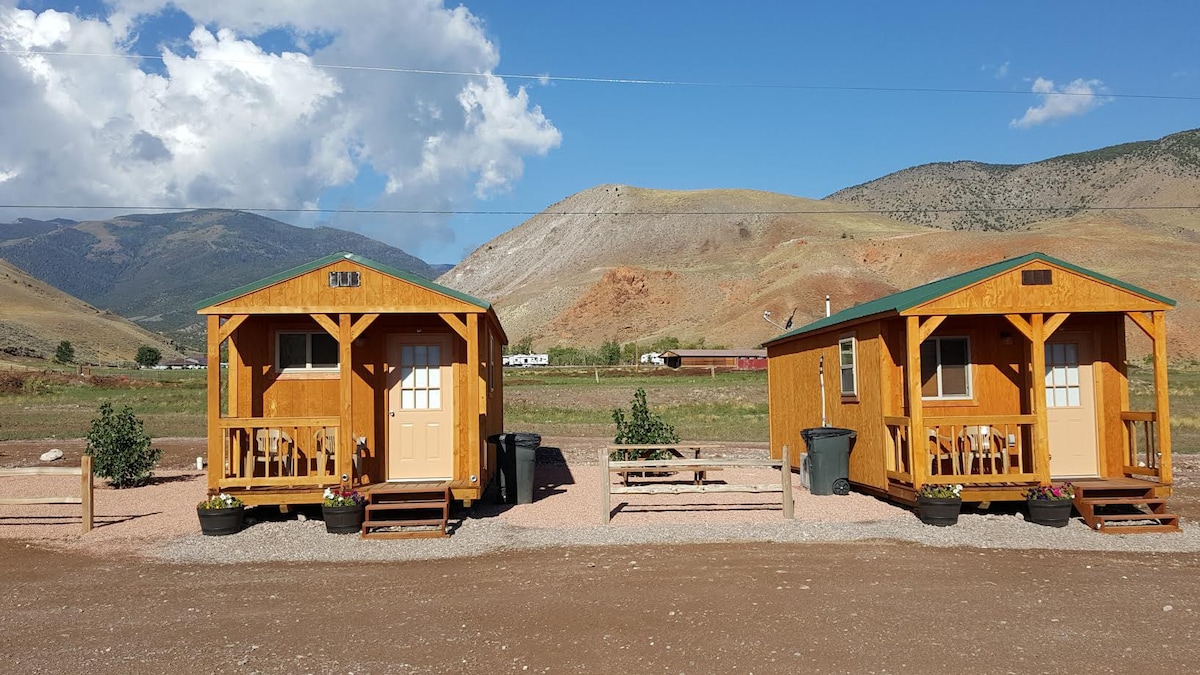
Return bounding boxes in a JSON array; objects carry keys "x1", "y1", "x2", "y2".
[
  {"x1": 338, "y1": 313, "x2": 354, "y2": 485},
  {"x1": 905, "y1": 315, "x2": 926, "y2": 488},
  {"x1": 1152, "y1": 311, "x2": 1172, "y2": 484},
  {"x1": 466, "y1": 313, "x2": 481, "y2": 486},
  {"x1": 1031, "y1": 313, "x2": 1051, "y2": 485},
  {"x1": 206, "y1": 315, "x2": 221, "y2": 492}
]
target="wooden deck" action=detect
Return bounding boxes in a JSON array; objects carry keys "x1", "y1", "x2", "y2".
[{"x1": 884, "y1": 475, "x2": 1171, "y2": 507}]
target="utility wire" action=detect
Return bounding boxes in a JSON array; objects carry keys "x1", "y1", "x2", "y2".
[
  {"x1": 1, "y1": 204, "x2": 1197, "y2": 216},
  {"x1": 2, "y1": 48, "x2": 1198, "y2": 101}
]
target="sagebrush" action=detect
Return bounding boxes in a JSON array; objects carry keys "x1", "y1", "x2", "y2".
[{"x1": 85, "y1": 402, "x2": 162, "y2": 488}]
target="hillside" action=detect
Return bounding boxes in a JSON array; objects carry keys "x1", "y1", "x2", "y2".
[
  {"x1": 0, "y1": 258, "x2": 182, "y2": 365},
  {"x1": 0, "y1": 210, "x2": 436, "y2": 347},
  {"x1": 827, "y1": 129, "x2": 1200, "y2": 231},
  {"x1": 441, "y1": 184, "x2": 1200, "y2": 358}
]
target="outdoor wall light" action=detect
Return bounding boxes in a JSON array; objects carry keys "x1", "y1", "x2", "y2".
[{"x1": 1000, "y1": 331, "x2": 1013, "y2": 345}]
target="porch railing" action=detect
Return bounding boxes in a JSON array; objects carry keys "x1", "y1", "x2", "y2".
[
  {"x1": 1121, "y1": 411, "x2": 1159, "y2": 479},
  {"x1": 217, "y1": 417, "x2": 341, "y2": 489},
  {"x1": 885, "y1": 415, "x2": 1039, "y2": 485}
]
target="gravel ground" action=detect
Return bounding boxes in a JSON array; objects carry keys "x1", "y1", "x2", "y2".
[{"x1": 4, "y1": 437, "x2": 1199, "y2": 562}]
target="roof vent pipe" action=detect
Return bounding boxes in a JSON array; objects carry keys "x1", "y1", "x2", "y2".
[{"x1": 825, "y1": 295, "x2": 831, "y2": 318}]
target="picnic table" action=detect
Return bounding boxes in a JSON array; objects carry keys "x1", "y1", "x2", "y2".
[{"x1": 606, "y1": 444, "x2": 721, "y2": 485}]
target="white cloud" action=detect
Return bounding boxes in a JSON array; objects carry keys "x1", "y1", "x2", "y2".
[
  {"x1": 994, "y1": 61, "x2": 1009, "y2": 79},
  {"x1": 0, "y1": 1, "x2": 561, "y2": 257},
  {"x1": 1010, "y1": 76, "x2": 1109, "y2": 128}
]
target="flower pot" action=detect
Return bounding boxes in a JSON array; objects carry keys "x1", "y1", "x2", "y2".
[
  {"x1": 323, "y1": 504, "x2": 365, "y2": 534},
  {"x1": 197, "y1": 505, "x2": 244, "y2": 536},
  {"x1": 917, "y1": 496, "x2": 962, "y2": 526},
  {"x1": 1027, "y1": 499, "x2": 1073, "y2": 527}
]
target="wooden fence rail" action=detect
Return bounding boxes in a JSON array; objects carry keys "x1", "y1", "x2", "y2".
[
  {"x1": 0, "y1": 456, "x2": 94, "y2": 533},
  {"x1": 600, "y1": 450, "x2": 793, "y2": 524}
]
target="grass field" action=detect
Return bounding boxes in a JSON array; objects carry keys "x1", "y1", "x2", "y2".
[{"x1": 0, "y1": 364, "x2": 1196, "y2": 452}]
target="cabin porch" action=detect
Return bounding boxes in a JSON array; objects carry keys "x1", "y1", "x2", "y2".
[{"x1": 880, "y1": 408, "x2": 1170, "y2": 506}]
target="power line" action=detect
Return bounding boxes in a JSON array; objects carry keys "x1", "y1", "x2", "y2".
[
  {"x1": 1, "y1": 204, "x2": 1197, "y2": 216},
  {"x1": 3, "y1": 48, "x2": 1198, "y2": 101}
]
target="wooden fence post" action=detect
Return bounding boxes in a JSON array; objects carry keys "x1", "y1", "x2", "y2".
[
  {"x1": 600, "y1": 448, "x2": 611, "y2": 525},
  {"x1": 80, "y1": 455, "x2": 94, "y2": 533},
  {"x1": 780, "y1": 458, "x2": 794, "y2": 519}
]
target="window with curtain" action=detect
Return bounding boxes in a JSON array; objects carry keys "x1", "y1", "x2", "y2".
[
  {"x1": 920, "y1": 336, "x2": 971, "y2": 398},
  {"x1": 839, "y1": 337, "x2": 857, "y2": 396}
]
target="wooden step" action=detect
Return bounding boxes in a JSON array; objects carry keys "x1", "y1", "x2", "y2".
[
  {"x1": 366, "y1": 500, "x2": 446, "y2": 511},
  {"x1": 360, "y1": 482, "x2": 451, "y2": 539},
  {"x1": 1082, "y1": 497, "x2": 1167, "y2": 507},
  {"x1": 1073, "y1": 485, "x2": 1181, "y2": 534}
]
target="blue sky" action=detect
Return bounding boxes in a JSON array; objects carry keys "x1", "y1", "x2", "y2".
[{"x1": 1, "y1": 1, "x2": 1197, "y2": 264}]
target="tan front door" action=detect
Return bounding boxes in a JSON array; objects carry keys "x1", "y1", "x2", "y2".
[
  {"x1": 1045, "y1": 334, "x2": 1099, "y2": 477},
  {"x1": 386, "y1": 335, "x2": 454, "y2": 480}
]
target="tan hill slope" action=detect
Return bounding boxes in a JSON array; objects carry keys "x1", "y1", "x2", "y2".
[
  {"x1": 827, "y1": 128, "x2": 1200, "y2": 231},
  {"x1": 0, "y1": 258, "x2": 182, "y2": 365},
  {"x1": 441, "y1": 184, "x2": 1200, "y2": 358}
]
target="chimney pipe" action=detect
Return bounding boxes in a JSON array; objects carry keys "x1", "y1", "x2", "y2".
[{"x1": 825, "y1": 295, "x2": 831, "y2": 318}]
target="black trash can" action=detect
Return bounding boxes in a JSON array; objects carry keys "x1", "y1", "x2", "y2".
[
  {"x1": 801, "y1": 427, "x2": 856, "y2": 496},
  {"x1": 488, "y1": 432, "x2": 541, "y2": 504}
]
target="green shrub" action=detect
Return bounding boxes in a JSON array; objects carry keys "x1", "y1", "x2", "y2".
[
  {"x1": 84, "y1": 402, "x2": 162, "y2": 488},
  {"x1": 611, "y1": 388, "x2": 679, "y2": 460}
]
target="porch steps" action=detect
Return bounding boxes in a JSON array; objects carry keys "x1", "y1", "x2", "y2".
[
  {"x1": 361, "y1": 481, "x2": 451, "y2": 539},
  {"x1": 1073, "y1": 482, "x2": 1180, "y2": 534}
]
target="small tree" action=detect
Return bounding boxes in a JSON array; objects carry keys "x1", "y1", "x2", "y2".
[
  {"x1": 136, "y1": 346, "x2": 162, "y2": 368},
  {"x1": 611, "y1": 388, "x2": 679, "y2": 460},
  {"x1": 85, "y1": 402, "x2": 162, "y2": 488},
  {"x1": 54, "y1": 340, "x2": 75, "y2": 364},
  {"x1": 513, "y1": 335, "x2": 534, "y2": 355},
  {"x1": 600, "y1": 339, "x2": 621, "y2": 366}
]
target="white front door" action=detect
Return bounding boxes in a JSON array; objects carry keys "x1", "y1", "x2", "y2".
[
  {"x1": 1045, "y1": 334, "x2": 1099, "y2": 477},
  {"x1": 386, "y1": 335, "x2": 454, "y2": 480}
]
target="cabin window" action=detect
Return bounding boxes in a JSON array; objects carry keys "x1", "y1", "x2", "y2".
[
  {"x1": 276, "y1": 331, "x2": 339, "y2": 372},
  {"x1": 920, "y1": 337, "x2": 971, "y2": 399},
  {"x1": 838, "y1": 337, "x2": 857, "y2": 396},
  {"x1": 399, "y1": 345, "x2": 442, "y2": 409}
]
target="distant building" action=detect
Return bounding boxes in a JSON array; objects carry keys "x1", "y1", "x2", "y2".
[
  {"x1": 660, "y1": 349, "x2": 767, "y2": 371},
  {"x1": 157, "y1": 355, "x2": 208, "y2": 370},
  {"x1": 503, "y1": 353, "x2": 549, "y2": 367},
  {"x1": 639, "y1": 351, "x2": 666, "y2": 365}
]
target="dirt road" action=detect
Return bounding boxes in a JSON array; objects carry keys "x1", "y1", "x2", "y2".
[{"x1": 3, "y1": 539, "x2": 1197, "y2": 674}]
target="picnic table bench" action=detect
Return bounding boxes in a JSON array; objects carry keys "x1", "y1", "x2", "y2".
[{"x1": 599, "y1": 450, "x2": 794, "y2": 524}]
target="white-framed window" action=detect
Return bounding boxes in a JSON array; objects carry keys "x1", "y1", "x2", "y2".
[
  {"x1": 488, "y1": 332, "x2": 496, "y2": 393},
  {"x1": 838, "y1": 336, "x2": 857, "y2": 396},
  {"x1": 920, "y1": 336, "x2": 971, "y2": 399},
  {"x1": 276, "y1": 331, "x2": 339, "y2": 372}
]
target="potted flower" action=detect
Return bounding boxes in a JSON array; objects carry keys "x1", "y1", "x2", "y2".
[
  {"x1": 916, "y1": 483, "x2": 963, "y2": 526},
  {"x1": 1025, "y1": 482, "x2": 1075, "y2": 527},
  {"x1": 196, "y1": 493, "x2": 245, "y2": 536},
  {"x1": 322, "y1": 487, "x2": 367, "y2": 534}
]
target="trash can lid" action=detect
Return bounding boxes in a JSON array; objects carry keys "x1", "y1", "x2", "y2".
[
  {"x1": 801, "y1": 427, "x2": 856, "y2": 440},
  {"x1": 488, "y1": 432, "x2": 542, "y2": 444}
]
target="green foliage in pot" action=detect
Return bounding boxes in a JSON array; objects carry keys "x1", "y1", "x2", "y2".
[
  {"x1": 198, "y1": 493, "x2": 244, "y2": 510},
  {"x1": 916, "y1": 483, "x2": 963, "y2": 500},
  {"x1": 1025, "y1": 482, "x2": 1075, "y2": 501},
  {"x1": 84, "y1": 402, "x2": 163, "y2": 488}
]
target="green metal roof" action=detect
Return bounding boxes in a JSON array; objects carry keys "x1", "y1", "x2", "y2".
[
  {"x1": 764, "y1": 252, "x2": 1175, "y2": 345},
  {"x1": 194, "y1": 252, "x2": 491, "y2": 311}
]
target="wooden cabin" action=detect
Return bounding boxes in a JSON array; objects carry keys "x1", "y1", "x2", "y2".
[
  {"x1": 765, "y1": 253, "x2": 1178, "y2": 530},
  {"x1": 195, "y1": 252, "x2": 506, "y2": 507},
  {"x1": 661, "y1": 349, "x2": 768, "y2": 370}
]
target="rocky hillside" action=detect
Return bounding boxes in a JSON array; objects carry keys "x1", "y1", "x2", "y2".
[
  {"x1": 0, "y1": 258, "x2": 182, "y2": 365},
  {"x1": 442, "y1": 184, "x2": 1200, "y2": 358},
  {"x1": 0, "y1": 210, "x2": 436, "y2": 347},
  {"x1": 826, "y1": 129, "x2": 1200, "y2": 231}
]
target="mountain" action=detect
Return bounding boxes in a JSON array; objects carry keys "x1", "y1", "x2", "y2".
[
  {"x1": 827, "y1": 129, "x2": 1200, "y2": 231},
  {"x1": 0, "y1": 210, "x2": 437, "y2": 347},
  {"x1": 441, "y1": 180, "x2": 1200, "y2": 358},
  {"x1": 0, "y1": 257, "x2": 182, "y2": 365}
]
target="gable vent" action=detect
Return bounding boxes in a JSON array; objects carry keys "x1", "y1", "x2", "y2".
[
  {"x1": 1021, "y1": 269, "x2": 1053, "y2": 286},
  {"x1": 328, "y1": 271, "x2": 361, "y2": 288}
]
